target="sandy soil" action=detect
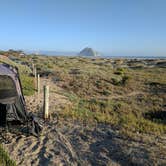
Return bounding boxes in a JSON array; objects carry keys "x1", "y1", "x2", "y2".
[
  {"x1": 3, "y1": 77, "x2": 117, "y2": 166},
  {"x1": 2, "y1": 78, "x2": 166, "y2": 166}
]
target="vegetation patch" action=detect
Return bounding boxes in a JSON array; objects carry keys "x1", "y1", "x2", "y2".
[
  {"x1": 114, "y1": 67, "x2": 125, "y2": 75},
  {"x1": 4, "y1": 54, "x2": 166, "y2": 136},
  {"x1": 20, "y1": 75, "x2": 35, "y2": 96},
  {"x1": 0, "y1": 144, "x2": 16, "y2": 166},
  {"x1": 144, "y1": 111, "x2": 166, "y2": 124}
]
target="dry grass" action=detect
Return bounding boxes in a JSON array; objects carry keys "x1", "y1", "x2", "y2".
[
  {"x1": 7, "y1": 55, "x2": 166, "y2": 136},
  {"x1": 0, "y1": 144, "x2": 16, "y2": 166}
]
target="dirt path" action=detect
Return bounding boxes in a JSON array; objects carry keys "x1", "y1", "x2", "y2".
[
  {"x1": 4, "y1": 78, "x2": 80, "y2": 166},
  {"x1": 5, "y1": 122, "x2": 79, "y2": 165},
  {"x1": 26, "y1": 77, "x2": 71, "y2": 115}
]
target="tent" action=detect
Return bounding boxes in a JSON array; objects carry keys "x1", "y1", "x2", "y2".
[{"x1": 0, "y1": 63, "x2": 41, "y2": 136}]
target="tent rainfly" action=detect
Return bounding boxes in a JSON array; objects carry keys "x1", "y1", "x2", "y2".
[{"x1": 0, "y1": 63, "x2": 41, "y2": 136}]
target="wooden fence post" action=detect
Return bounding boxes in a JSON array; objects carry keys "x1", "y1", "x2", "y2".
[
  {"x1": 33, "y1": 67, "x2": 37, "y2": 90},
  {"x1": 37, "y1": 74, "x2": 40, "y2": 94},
  {"x1": 32, "y1": 63, "x2": 37, "y2": 77},
  {"x1": 32, "y1": 63, "x2": 35, "y2": 75},
  {"x1": 34, "y1": 68, "x2": 37, "y2": 78},
  {"x1": 43, "y1": 85, "x2": 49, "y2": 119}
]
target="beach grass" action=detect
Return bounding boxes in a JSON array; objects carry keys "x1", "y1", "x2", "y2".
[
  {"x1": 0, "y1": 144, "x2": 16, "y2": 166},
  {"x1": 5, "y1": 55, "x2": 166, "y2": 136}
]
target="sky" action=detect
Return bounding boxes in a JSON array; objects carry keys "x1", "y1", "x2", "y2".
[{"x1": 0, "y1": 0, "x2": 166, "y2": 56}]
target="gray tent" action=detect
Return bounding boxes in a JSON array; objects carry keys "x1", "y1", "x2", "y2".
[{"x1": 0, "y1": 63, "x2": 41, "y2": 136}]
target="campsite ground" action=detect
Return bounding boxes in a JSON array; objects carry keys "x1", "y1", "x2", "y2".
[{"x1": 1, "y1": 55, "x2": 166, "y2": 165}]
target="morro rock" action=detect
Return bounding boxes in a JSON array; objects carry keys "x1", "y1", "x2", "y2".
[{"x1": 78, "y1": 47, "x2": 100, "y2": 57}]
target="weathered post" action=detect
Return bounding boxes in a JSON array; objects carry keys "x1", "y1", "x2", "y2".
[
  {"x1": 37, "y1": 74, "x2": 40, "y2": 94},
  {"x1": 33, "y1": 67, "x2": 37, "y2": 90},
  {"x1": 32, "y1": 63, "x2": 37, "y2": 77},
  {"x1": 32, "y1": 63, "x2": 35, "y2": 75},
  {"x1": 34, "y1": 68, "x2": 37, "y2": 78},
  {"x1": 43, "y1": 85, "x2": 49, "y2": 119}
]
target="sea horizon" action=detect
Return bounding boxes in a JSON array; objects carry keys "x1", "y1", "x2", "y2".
[{"x1": 24, "y1": 50, "x2": 166, "y2": 59}]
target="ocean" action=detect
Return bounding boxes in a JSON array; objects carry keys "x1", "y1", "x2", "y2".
[{"x1": 25, "y1": 50, "x2": 166, "y2": 59}]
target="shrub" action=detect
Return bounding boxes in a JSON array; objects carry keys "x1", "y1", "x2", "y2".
[
  {"x1": 121, "y1": 75, "x2": 130, "y2": 85},
  {"x1": 114, "y1": 68, "x2": 125, "y2": 75},
  {"x1": 111, "y1": 77, "x2": 121, "y2": 85},
  {"x1": 20, "y1": 75, "x2": 35, "y2": 96}
]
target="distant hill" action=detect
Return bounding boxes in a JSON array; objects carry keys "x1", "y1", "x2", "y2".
[
  {"x1": 24, "y1": 50, "x2": 77, "y2": 56},
  {"x1": 78, "y1": 47, "x2": 100, "y2": 57}
]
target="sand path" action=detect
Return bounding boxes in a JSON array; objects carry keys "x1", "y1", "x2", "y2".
[{"x1": 4, "y1": 78, "x2": 80, "y2": 166}]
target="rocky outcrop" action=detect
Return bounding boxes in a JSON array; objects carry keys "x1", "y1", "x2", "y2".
[{"x1": 78, "y1": 47, "x2": 100, "y2": 57}]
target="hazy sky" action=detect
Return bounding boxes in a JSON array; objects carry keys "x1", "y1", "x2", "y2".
[{"x1": 0, "y1": 0, "x2": 166, "y2": 56}]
